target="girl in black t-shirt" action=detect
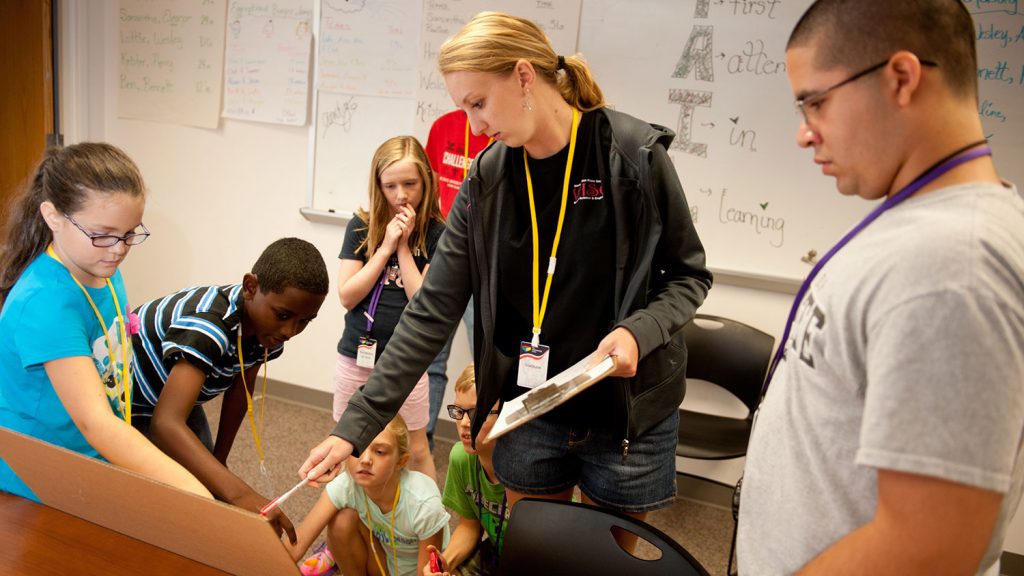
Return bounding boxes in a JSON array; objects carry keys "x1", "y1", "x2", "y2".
[{"x1": 332, "y1": 136, "x2": 445, "y2": 485}]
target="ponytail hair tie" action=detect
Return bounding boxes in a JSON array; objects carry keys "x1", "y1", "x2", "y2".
[{"x1": 556, "y1": 55, "x2": 565, "y2": 70}]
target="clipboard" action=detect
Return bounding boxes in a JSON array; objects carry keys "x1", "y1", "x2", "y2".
[{"x1": 485, "y1": 354, "x2": 616, "y2": 443}]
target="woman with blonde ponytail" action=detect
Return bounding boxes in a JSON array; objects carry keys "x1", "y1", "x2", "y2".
[
  {"x1": 304, "y1": 12, "x2": 713, "y2": 557},
  {"x1": 0, "y1": 143, "x2": 211, "y2": 501}
]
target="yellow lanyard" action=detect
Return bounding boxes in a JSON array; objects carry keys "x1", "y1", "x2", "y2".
[
  {"x1": 365, "y1": 480, "x2": 401, "y2": 576},
  {"x1": 522, "y1": 107, "x2": 580, "y2": 346},
  {"x1": 46, "y1": 246, "x2": 132, "y2": 423},
  {"x1": 236, "y1": 330, "x2": 268, "y2": 467}
]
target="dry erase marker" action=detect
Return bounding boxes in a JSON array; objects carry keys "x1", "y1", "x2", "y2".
[{"x1": 260, "y1": 477, "x2": 308, "y2": 516}]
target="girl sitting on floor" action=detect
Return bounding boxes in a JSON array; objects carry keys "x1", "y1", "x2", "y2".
[{"x1": 290, "y1": 415, "x2": 449, "y2": 576}]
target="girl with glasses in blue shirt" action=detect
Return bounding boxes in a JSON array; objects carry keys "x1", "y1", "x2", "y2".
[{"x1": 0, "y1": 142, "x2": 210, "y2": 501}]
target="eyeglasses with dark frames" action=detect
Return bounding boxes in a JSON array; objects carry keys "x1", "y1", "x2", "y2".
[
  {"x1": 64, "y1": 213, "x2": 150, "y2": 247},
  {"x1": 446, "y1": 404, "x2": 499, "y2": 421},
  {"x1": 795, "y1": 58, "x2": 938, "y2": 125}
]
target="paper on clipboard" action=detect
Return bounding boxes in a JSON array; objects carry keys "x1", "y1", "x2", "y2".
[{"x1": 485, "y1": 354, "x2": 616, "y2": 443}]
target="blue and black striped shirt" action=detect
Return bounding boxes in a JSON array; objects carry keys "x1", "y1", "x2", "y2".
[{"x1": 130, "y1": 284, "x2": 283, "y2": 420}]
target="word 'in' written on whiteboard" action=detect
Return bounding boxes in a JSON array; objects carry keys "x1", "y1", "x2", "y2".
[{"x1": 728, "y1": 117, "x2": 758, "y2": 152}]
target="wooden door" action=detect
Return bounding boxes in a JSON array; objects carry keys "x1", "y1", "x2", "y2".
[{"x1": 0, "y1": 0, "x2": 54, "y2": 218}]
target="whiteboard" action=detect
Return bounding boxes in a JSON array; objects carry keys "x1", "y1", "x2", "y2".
[
  {"x1": 308, "y1": 0, "x2": 582, "y2": 216},
  {"x1": 578, "y1": 0, "x2": 1023, "y2": 284},
  {"x1": 578, "y1": 0, "x2": 866, "y2": 284},
  {"x1": 311, "y1": 91, "x2": 416, "y2": 214},
  {"x1": 306, "y1": 0, "x2": 1024, "y2": 287}
]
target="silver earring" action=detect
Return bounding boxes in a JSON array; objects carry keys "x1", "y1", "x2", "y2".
[{"x1": 522, "y1": 98, "x2": 533, "y2": 111}]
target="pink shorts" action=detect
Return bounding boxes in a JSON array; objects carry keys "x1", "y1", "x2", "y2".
[{"x1": 332, "y1": 353, "x2": 430, "y2": 431}]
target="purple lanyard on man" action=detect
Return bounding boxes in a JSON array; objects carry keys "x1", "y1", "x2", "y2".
[{"x1": 762, "y1": 141, "x2": 993, "y2": 394}]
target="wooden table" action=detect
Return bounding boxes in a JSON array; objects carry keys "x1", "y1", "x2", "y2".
[{"x1": 0, "y1": 491, "x2": 230, "y2": 575}]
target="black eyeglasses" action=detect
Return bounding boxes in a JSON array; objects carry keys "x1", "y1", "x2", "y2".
[
  {"x1": 447, "y1": 404, "x2": 499, "y2": 421},
  {"x1": 64, "y1": 213, "x2": 150, "y2": 247},
  {"x1": 795, "y1": 58, "x2": 938, "y2": 125}
]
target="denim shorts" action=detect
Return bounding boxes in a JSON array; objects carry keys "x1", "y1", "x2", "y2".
[{"x1": 492, "y1": 410, "x2": 679, "y2": 513}]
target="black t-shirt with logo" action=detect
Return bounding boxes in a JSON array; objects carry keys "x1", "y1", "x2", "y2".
[
  {"x1": 337, "y1": 216, "x2": 446, "y2": 360},
  {"x1": 496, "y1": 110, "x2": 617, "y2": 426}
]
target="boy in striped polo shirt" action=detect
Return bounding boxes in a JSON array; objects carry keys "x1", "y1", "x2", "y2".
[{"x1": 130, "y1": 237, "x2": 328, "y2": 542}]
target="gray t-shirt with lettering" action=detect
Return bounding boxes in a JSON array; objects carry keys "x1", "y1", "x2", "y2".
[{"x1": 738, "y1": 182, "x2": 1024, "y2": 575}]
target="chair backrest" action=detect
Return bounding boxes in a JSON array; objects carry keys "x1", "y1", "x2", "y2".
[
  {"x1": 499, "y1": 499, "x2": 711, "y2": 576},
  {"x1": 683, "y1": 314, "x2": 775, "y2": 414}
]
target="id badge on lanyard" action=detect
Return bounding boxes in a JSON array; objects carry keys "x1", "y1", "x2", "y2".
[
  {"x1": 517, "y1": 341, "x2": 550, "y2": 388},
  {"x1": 357, "y1": 336, "x2": 377, "y2": 368},
  {"x1": 357, "y1": 272, "x2": 387, "y2": 369}
]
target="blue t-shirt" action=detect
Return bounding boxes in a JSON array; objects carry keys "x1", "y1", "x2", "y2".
[{"x1": 0, "y1": 253, "x2": 132, "y2": 501}]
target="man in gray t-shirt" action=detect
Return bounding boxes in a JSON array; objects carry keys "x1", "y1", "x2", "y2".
[{"x1": 738, "y1": 2, "x2": 1024, "y2": 575}]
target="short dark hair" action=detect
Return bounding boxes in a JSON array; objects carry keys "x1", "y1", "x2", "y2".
[
  {"x1": 788, "y1": 0, "x2": 977, "y2": 100},
  {"x1": 251, "y1": 237, "x2": 329, "y2": 295}
]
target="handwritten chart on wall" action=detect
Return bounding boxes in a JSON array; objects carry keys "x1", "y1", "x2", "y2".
[
  {"x1": 412, "y1": 0, "x2": 582, "y2": 136},
  {"x1": 309, "y1": 0, "x2": 581, "y2": 214},
  {"x1": 316, "y1": 0, "x2": 419, "y2": 97},
  {"x1": 971, "y1": 3, "x2": 1024, "y2": 187},
  {"x1": 118, "y1": 0, "x2": 227, "y2": 129},
  {"x1": 222, "y1": 0, "x2": 313, "y2": 125},
  {"x1": 579, "y1": 0, "x2": 1023, "y2": 284}
]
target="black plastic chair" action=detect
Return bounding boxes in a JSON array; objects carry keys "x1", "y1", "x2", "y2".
[
  {"x1": 499, "y1": 498, "x2": 711, "y2": 576},
  {"x1": 677, "y1": 314, "x2": 774, "y2": 461},
  {"x1": 677, "y1": 314, "x2": 775, "y2": 575}
]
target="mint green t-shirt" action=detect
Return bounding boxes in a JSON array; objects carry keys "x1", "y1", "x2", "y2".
[{"x1": 327, "y1": 468, "x2": 450, "y2": 575}]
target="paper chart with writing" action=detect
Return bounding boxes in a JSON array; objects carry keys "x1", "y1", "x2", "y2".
[
  {"x1": 414, "y1": 0, "x2": 582, "y2": 137},
  {"x1": 316, "y1": 0, "x2": 420, "y2": 97},
  {"x1": 118, "y1": 0, "x2": 227, "y2": 129},
  {"x1": 970, "y1": 4, "x2": 1024, "y2": 186},
  {"x1": 222, "y1": 0, "x2": 313, "y2": 125}
]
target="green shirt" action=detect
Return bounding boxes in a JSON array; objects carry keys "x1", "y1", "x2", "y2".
[{"x1": 442, "y1": 442, "x2": 508, "y2": 551}]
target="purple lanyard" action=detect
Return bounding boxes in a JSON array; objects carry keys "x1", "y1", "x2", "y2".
[
  {"x1": 762, "y1": 142, "x2": 993, "y2": 395},
  {"x1": 364, "y1": 272, "x2": 387, "y2": 333}
]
